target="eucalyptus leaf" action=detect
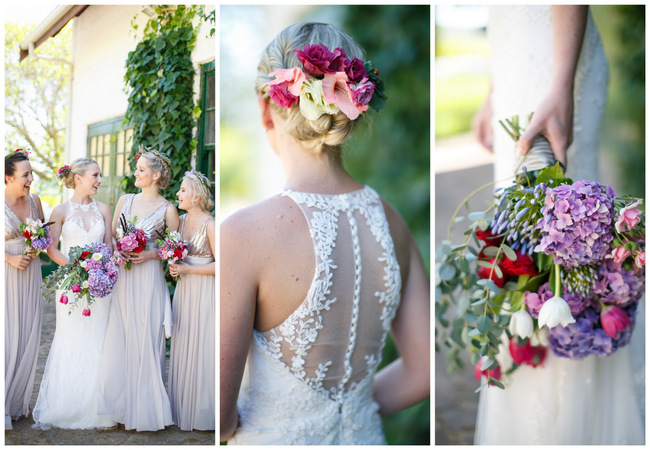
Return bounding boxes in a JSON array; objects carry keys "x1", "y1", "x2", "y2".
[
  {"x1": 501, "y1": 243, "x2": 517, "y2": 261},
  {"x1": 438, "y1": 263, "x2": 457, "y2": 281},
  {"x1": 477, "y1": 315, "x2": 491, "y2": 334},
  {"x1": 468, "y1": 211, "x2": 486, "y2": 221},
  {"x1": 482, "y1": 246, "x2": 499, "y2": 257}
]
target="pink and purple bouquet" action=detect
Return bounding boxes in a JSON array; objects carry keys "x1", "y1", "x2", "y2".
[
  {"x1": 42, "y1": 243, "x2": 122, "y2": 316},
  {"x1": 18, "y1": 218, "x2": 54, "y2": 256},
  {"x1": 155, "y1": 229, "x2": 188, "y2": 281},
  {"x1": 116, "y1": 213, "x2": 148, "y2": 270},
  {"x1": 436, "y1": 117, "x2": 645, "y2": 390},
  {"x1": 266, "y1": 43, "x2": 386, "y2": 121}
]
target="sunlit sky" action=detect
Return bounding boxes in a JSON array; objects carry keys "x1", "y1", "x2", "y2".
[
  {"x1": 4, "y1": 2, "x2": 53, "y2": 24},
  {"x1": 435, "y1": 5, "x2": 488, "y2": 29}
]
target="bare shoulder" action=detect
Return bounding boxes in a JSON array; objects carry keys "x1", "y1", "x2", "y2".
[
  {"x1": 30, "y1": 193, "x2": 43, "y2": 208},
  {"x1": 221, "y1": 195, "x2": 301, "y2": 246},
  {"x1": 95, "y1": 200, "x2": 111, "y2": 215}
]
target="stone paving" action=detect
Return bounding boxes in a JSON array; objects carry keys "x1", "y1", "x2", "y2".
[{"x1": 5, "y1": 299, "x2": 215, "y2": 445}]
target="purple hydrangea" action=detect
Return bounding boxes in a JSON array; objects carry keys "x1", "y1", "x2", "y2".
[
  {"x1": 93, "y1": 243, "x2": 113, "y2": 261},
  {"x1": 87, "y1": 269, "x2": 115, "y2": 298},
  {"x1": 31, "y1": 235, "x2": 53, "y2": 251},
  {"x1": 548, "y1": 303, "x2": 637, "y2": 359},
  {"x1": 594, "y1": 259, "x2": 645, "y2": 307},
  {"x1": 535, "y1": 180, "x2": 616, "y2": 268}
]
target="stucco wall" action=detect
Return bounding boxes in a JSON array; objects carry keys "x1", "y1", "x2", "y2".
[{"x1": 67, "y1": 5, "x2": 215, "y2": 163}]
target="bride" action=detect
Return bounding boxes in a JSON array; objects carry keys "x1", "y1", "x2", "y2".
[
  {"x1": 32, "y1": 158, "x2": 116, "y2": 429},
  {"x1": 472, "y1": 5, "x2": 644, "y2": 444},
  {"x1": 220, "y1": 23, "x2": 430, "y2": 444}
]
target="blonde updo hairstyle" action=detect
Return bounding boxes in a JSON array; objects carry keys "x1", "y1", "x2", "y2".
[
  {"x1": 138, "y1": 150, "x2": 171, "y2": 188},
  {"x1": 256, "y1": 23, "x2": 365, "y2": 157},
  {"x1": 183, "y1": 170, "x2": 214, "y2": 211},
  {"x1": 60, "y1": 158, "x2": 99, "y2": 190}
]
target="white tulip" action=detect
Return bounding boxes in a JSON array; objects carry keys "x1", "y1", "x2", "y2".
[
  {"x1": 508, "y1": 309, "x2": 534, "y2": 339},
  {"x1": 538, "y1": 295, "x2": 575, "y2": 329}
]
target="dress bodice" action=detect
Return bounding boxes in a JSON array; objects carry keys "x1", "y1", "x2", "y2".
[
  {"x1": 232, "y1": 186, "x2": 401, "y2": 444},
  {"x1": 179, "y1": 214, "x2": 214, "y2": 260},
  {"x1": 121, "y1": 194, "x2": 170, "y2": 248},
  {"x1": 60, "y1": 200, "x2": 105, "y2": 256},
  {"x1": 5, "y1": 195, "x2": 39, "y2": 242}
]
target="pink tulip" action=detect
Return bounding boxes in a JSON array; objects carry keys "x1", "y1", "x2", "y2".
[
  {"x1": 600, "y1": 305, "x2": 632, "y2": 339},
  {"x1": 59, "y1": 295, "x2": 68, "y2": 305},
  {"x1": 72, "y1": 284, "x2": 81, "y2": 293},
  {"x1": 474, "y1": 358, "x2": 502, "y2": 386},
  {"x1": 82, "y1": 308, "x2": 91, "y2": 317},
  {"x1": 634, "y1": 251, "x2": 645, "y2": 272},
  {"x1": 615, "y1": 200, "x2": 642, "y2": 233}
]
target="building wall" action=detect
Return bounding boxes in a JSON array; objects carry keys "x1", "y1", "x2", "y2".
[{"x1": 67, "y1": 5, "x2": 215, "y2": 165}]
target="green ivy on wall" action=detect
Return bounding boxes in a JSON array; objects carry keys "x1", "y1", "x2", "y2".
[{"x1": 123, "y1": 5, "x2": 203, "y2": 201}]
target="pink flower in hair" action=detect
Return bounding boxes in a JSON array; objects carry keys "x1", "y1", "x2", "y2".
[{"x1": 321, "y1": 72, "x2": 367, "y2": 120}]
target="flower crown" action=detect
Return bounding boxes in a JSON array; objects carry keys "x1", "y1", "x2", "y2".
[
  {"x1": 6, "y1": 148, "x2": 29, "y2": 159},
  {"x1": 56, "y1": 165, "x2": 71, "y2": 180},
  {"x1": 266, "y1": 44, "x2": 386, "y2": 121}
]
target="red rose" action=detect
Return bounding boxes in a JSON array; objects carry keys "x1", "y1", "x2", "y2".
[
  {"x1": 173, "y1": 248, "x2": 183, "y2": 260},
  {"x1": 475, "y1": 228, "x2": 501, "y2": 246},
  {"x1": 477, "y1": 258, "x2": 507, "y2": 288},
  {"x1": 23, "y1": 230, "x2": 31, "y2": 239},
  {"x1": 500, "y1": 251, "x2": 537, "y2": 277},
  {"x1": 133, "y1": 246, "x2": 143, "y2": 253},
  {"x1": 508, "y1": 339, "x2": 546, "y2": 367},
  {"x1": 80, "y1": 251, "x2": 92, "y2": 260}
]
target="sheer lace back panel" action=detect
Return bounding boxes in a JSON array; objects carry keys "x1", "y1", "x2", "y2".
[
  {"x1": 259, "y1": 186, "x2": 401, "y2": 401},
  {"x1": 61, "y1": 200, "x2": 105, "y2": 255}
]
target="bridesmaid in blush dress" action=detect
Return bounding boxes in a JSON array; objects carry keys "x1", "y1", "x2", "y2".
[
  {"x1": 97, "y1": 150, "x2": 179, "y2": 431},
  {"x1": 167, "y1": 170, "x2": 215, "y2": 431},
  {"x1": 4, "y1": 150, "x2": 46, "y2": 430}
]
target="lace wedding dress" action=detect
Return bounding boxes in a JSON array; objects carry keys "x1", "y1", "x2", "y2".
[
  {"x1": 229, "y1": 186, "x2": 401, "y2": 445},
  {"x1": 474, "y1": 6, "x2": 644, "y2": 444},
  {"x1": 32, "y1": 200, "x2": 116, "y2": 429}
]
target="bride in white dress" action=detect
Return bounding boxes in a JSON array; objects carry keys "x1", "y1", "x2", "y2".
[
  {"x1": 220, "y1": 23, "x2": 430, "y2": 444},
  {"x1": 32, "y1": 158, "x2": 116, "y2": 429},
  {"x1": 472, "y1": 6, "x2": 644, "y2": 444}
]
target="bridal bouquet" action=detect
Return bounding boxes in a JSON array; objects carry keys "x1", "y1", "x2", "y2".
[
  {"x1": 18, "y1": 217, "x2": 54, "y2": 255},
  {"x1": 42, "y1": 243, "x2": 122, "y2": 316},
  {"x1": 116, "y1": 214, "x2": 148, "y2": 270},
  {"x1": 436, "y1": 116, "x2": 645, "y2": 390},
  {"x1": 155, "y1": 229, "x2": 188, "y2": 281}
]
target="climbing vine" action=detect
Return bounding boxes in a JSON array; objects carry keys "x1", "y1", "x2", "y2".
[{"x1": 123, "y1": 5, "x2": 204, "y2": 200}]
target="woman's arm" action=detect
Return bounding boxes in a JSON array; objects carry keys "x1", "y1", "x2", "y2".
[
  {"x1": 373, "y1": 235, "x2": 430, "y2": 416},
  {"x1": 518, "y1": 5, "x2": 589, "y2": 166},
  {"x1": 46, "y1": 204, "x2": 69, "y2": 266},
  {"x1": 220, "y1": 213, "x2": 258, "y2": 441}
]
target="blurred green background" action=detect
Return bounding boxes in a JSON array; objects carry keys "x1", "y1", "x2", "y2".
[
  {"x1": 435, "y1": 4, "x2": 645, "y2": 196},
  {"x1": 220, "y1": 4, "x2": 431, "y2": 445}
]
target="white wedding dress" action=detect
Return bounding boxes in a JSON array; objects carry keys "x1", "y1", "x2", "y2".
[
  {"x1": 229, "y1": 186, "x2": 401, "y2": 445},
  {"x1": 32, "y1": 200, "x2": 116, "y2": 429},
  {"x1": 474, "y1": 6, "x2": 645, "y2": 444}
]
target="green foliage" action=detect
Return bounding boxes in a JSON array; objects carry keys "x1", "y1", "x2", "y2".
[
  {"x1": 123, "y1": 5, "x2": 202, "y2": 201},
  {"x1": 5, "y1": 23, "x2": 70, "y2": 185}
]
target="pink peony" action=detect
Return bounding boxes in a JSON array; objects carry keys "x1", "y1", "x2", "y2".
[
  {"x1": 82, "y1": 308, "x2": 91, "y2": 317},
  {"x1": 634, "y1": 250, "x2": 645, "y2": 273},
  {"x1": 59, "y1": 295, "x2": 69, "y2": 305},
  {"x1": 71, "y1": 284, "x2": 81, "y2": 293},
  {"x1": 268, "y1": 84, "x2": 299, "y2": 109},
  {"x1": 600, "y1": 304, "x2": 632, "y2": 339},
  {"x1": 615, "y1": 200, "x2": 642, "y2": 233}
]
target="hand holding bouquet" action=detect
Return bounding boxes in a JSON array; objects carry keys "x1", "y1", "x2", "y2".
[
  {"x1": 155, "y1": 229, "x2": 188, "y2": 281},
  {"x1": 116, "y1": 214, "x2": 148, "y2": 270},
  {"x1": 18, "y1": 217, "x2": 54, "y2": 256},
  {"x1": 42, "y1": 243, "x2": 122, "y2": 316},
  {"x1": 436, "y1": 116, "x2": 645, "y2": 390}
]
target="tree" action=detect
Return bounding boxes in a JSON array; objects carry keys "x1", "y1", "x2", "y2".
[{"x1": 5, "y1": 23, "x2": 71, "y2": 185}]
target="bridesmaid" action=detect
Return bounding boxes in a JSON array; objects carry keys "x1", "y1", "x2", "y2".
[
  {"x1": 167, "y1": 170, "x2": 215, "y2": 431},
  {"x1": 4, "y1": 150, "x2": 45, "y2": 430},
  {"x1": 97, "y1": 150, "x2": 179, "y2": 431}
]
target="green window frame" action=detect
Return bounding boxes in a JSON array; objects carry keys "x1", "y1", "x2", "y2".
[
  {"x1": 87, "y1": 117, "x2": 133, "y2": 212},
  {"x1": 197, "y1": 60, "x2": 215, "y2": 186}
]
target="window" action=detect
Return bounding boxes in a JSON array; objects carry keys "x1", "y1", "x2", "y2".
[
  {"x1": 197, "y1": 60, "x2": 215, "y2": 186},
  {"x1": 87, "y1": 117, "x2": 133, "y2": 212}
]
